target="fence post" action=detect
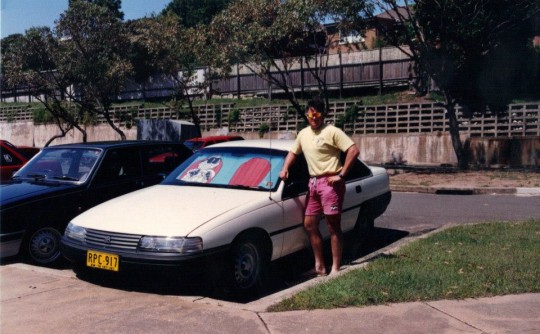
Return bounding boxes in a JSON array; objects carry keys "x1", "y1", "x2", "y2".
[
  {"x1": 236, "y1": 63, "x2": 241, "y2": 99},
  {"x1": 339, "y1": 51, "x2": 343, "y2": 99},
  {"x1": 300, "y1": 57, "x2": 305, "y2": 100}
]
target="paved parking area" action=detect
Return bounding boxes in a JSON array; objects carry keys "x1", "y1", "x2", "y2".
[{"x1": 2, "y1": 263, "x2": 540, "y2": 334}]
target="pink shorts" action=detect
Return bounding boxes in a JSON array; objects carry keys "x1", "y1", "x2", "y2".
[{"x1": 305, "y1": 175, "x2": 346, "y2": 216}]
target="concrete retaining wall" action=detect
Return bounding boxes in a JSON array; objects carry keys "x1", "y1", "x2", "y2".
[
  {"x1": 1, "y1": 122, "x2": 538, "y2": 167},
  {"x1": 200, "y1": 129, "x2": 540, "y2": 167},
  {"x1": 0, "y1": 122, "x2": 137, "y2": 146}
]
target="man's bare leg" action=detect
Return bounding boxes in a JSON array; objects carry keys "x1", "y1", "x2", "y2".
[
  {"x1": 304, "y1": 215, "x2": 326, "y2": 276},
  {"x1": 326, "y1": 214, "x2": 343, "y2": 275}
]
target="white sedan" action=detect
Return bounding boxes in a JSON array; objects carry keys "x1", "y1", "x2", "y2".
[{"x1": 61, "y1": 140, "x2": 391, "y2": 293}]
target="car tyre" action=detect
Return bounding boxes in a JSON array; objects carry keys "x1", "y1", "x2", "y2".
[
  {"x1": 23, "y1": 226, "x2": 63, "y2": 265},
  {"x1": 226, "y1": 235, "x2": 269, "y2": 294},
  {"x1": 354, "y1": 209, "x2": 375, "y2": 244}
]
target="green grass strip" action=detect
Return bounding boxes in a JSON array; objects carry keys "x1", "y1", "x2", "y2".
[{"x1": 269, "y1": 220, "x2": 540, "y2": 311}]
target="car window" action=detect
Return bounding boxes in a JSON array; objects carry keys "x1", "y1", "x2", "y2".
[
  {"x1": 142, "y1": 145, "x2": 186, "y2": 175},
  {"x1": 14, "y1": 148, "x2": 102, "y2": 182},
  {"x1": 344, "y1": 158, "x2": 372, "y2": 180},
  {"x1": 94, "y1": 148, "x2": 141, "y2": 182},
  {"x1": 287, "y1": 154, "x2": 309, "y2": 186},
  {"x1": 282, "y1": 154, "x2": 310, "y2": 198},
  {"x1": 163, "y1": 147, "x2": 286, "y2": 191},
  {"x1": 1, "y1": 148, "x2": 22, "y2": 166}
]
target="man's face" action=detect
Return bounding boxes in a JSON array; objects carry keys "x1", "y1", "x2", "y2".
[{"x1": 306, "y1": 107, "x2": 324, "y2": 130}]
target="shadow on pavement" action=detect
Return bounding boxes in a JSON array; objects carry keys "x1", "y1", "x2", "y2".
[
  {"x1": 0, "y1": 254, "x2": 73, "y2": 270},
  {"x1": 73, "y1": 227, "x2": 409, "y2": 304}
]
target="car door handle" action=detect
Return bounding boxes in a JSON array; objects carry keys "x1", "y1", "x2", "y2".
[{"x1": 356, "y1": 185, "x2": 362, "y2": 193}]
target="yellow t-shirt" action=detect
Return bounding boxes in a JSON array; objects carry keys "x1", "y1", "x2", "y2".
[{"x1": 291, "y1": 124, "x2": 355, "y2": 176}]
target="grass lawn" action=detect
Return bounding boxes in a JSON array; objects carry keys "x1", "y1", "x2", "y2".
[{"x1": 269, "y1": 220, "x2": 540, "y2": 311}]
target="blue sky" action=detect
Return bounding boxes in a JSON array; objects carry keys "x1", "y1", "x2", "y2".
[{"x1": 1, "y1": 0, "x2": 172, "y2": 39}]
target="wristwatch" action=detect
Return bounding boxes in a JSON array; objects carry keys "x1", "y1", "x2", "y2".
[{"x1": 338, "y1": 173, "x2": 344, "y2": 179}]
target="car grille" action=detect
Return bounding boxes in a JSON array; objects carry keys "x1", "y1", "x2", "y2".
[{"x1": 86, "y1": 229, "x2": 142, "y2": 251}]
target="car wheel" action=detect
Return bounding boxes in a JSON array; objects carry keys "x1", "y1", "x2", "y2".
[
  {"x1": 25, "y1": 227, "x2": 63, "y2": 265},
  {"x1": 354, "y1": 211, "x2": 375, "y2": 243},
  {"x1": 227, "y1": 235, "x2": 268, "y2": 293}
]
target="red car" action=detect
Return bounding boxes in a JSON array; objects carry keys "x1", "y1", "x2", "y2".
[
  {"x1": 183, "y1": 135, "x2": 244, "y2": 152},
  {"x1": 0, "y1": 140, "x2": 40, "y2": 182}
]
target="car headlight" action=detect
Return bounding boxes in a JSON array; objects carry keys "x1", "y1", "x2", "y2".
[
  {"x1": 65, "y1": 223, "x2": 87, "y2": 242},
  {"x1": 138, "y1": 236, "x2": 203, "y2": 254}
]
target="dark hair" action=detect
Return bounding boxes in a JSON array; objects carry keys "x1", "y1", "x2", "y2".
[{"x1": 306, "y1": 97, "x2": 326, "y2": 115}]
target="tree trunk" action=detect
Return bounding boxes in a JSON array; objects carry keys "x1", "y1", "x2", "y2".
[
  {"x1": 75, "y1": 124, "x2": 87, "y2": 143},
  {"x1": 445, "y1": 101, "x2": 467, "y2": 169},
  {"x1": 46, "y1": 122, "x2": 74, "y2": 147},
  {"x1": 187, "y1": 99, "x2": 201, "y2": 136},
  {"x1": 103, "y1": 111, "x2": 126, "y2": 140}
]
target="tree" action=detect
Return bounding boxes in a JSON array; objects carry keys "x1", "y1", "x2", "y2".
[
  {"x1": 127, "y1": 14, "x2": 210, "y2": 133},
  {"x1": 3, "y1": 27, "x2": 89, "y2": 146},
  {"x1": 1, "y1": 34, "x2": 25, "y2": 93},
  {"x1": 69, "y1": 0, "x2": 124, "y2": 19},
  {"x1": 1, "y1": 34, "x2": 25, "y2": 73},
  {"x1": 56, "y1": 0, "x2": 133, "y2": 140},
  {"x1": 162, "y1": 0, "x2": 232, "y2": 28},
  {"x1": 205, "y1": 0, "x2": 371, "y2": 119},
  {"x1": 3, "y1": 1, "x2": 132, "y2": 144},
  {"x1": 372, "y1": 0, "x2": 540, "y2": 168}
]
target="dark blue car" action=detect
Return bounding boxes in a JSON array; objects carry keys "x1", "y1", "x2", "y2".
[{"x1": 0, "y1": 141, "x2": 192, "y2": 266}]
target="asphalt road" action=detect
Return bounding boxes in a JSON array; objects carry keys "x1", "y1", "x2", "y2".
[{"x1": 377, "y1": 192, "x2": 540, "y2": 234}]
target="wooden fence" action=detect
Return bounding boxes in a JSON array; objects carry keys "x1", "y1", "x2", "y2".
[
  {"x1": 212, "y1": 58, "x2": 413, "y2": 97},
  {"x1": 1, "y1": 47, "x2": 413, "y2": 102}
]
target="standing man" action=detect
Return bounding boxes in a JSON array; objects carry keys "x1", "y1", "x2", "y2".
[{"x1": 279, "y1": 97, "x2": 359, "y2": 276}]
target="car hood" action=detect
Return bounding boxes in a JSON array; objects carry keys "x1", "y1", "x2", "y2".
[
  {"x1": 0, "y1": 181, "x2": 76, "y2": 207},
  {"x1": 71, "y1": 185, "x2": 272, "y2": 236}
]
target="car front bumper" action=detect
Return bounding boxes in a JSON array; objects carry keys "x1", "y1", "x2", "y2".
[
  {"x1": 60, "y1": 237, "x2": 229, "y2": 270},
  {"x1": 0, "y1": 231, "x2": 24, "y2": 259}
]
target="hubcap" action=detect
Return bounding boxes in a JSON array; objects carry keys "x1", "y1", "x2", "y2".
[
  {"x1": 233, "y1": 243, "x2": 259, "y2": 289},
  {"x1": 29, "y1": 228, "x2": 61, "y2": 264}
]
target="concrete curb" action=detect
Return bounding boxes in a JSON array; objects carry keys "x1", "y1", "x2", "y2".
[{"x1": 390, "y1": 185, "x2": 540, "y2": 195}]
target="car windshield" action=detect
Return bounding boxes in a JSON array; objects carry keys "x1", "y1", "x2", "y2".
[
  {"x1": 13, "y1": 148, "x2": 102, "y2": 183},
  {"x1": 163, "y1": 147, "x2": 286, "y2": 191}
]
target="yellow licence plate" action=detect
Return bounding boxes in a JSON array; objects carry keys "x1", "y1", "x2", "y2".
[{"x1": 86, "y1": 250, "x2": 119, "y2": 271}]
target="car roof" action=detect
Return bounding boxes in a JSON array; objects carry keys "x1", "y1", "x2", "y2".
[
  {"x1": 44, "y1": 140, "x2": 185, "y2": 150},
  {"x1": 208, "y1": 139, "x2": 295, "y2": 151},
  {"x1": 185, "y1": 135, "x2": 244, "y2": 143},
  {"x1": 0, "y1": 140, "x2": 17, "y2": 148}
]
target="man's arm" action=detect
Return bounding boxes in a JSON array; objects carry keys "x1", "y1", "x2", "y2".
[
  {"x1": 327, "y1": 144, "x2": 359, "y2": 185},
  {"x1": 279, "y1": 151, "x2": 297, "y2": 180},
  {"x1": 339, "y1": 144, "x2": 360, "y2": 178}
]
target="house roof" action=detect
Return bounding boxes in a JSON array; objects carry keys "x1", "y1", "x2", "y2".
[{"x1": 376, "y1": 6, "x2": 411, "y2": 22}]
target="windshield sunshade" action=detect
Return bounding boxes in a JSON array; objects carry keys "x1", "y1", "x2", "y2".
[{"x1": 164, "y1": 147, "x2": 285, "y2": 191}]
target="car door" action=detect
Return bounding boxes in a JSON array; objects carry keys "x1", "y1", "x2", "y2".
[
  {"x1": 340, "y1": 159, "x2": 372, "y2": 233},
  {"x1": 82, "y1": 147, "x2": 144, "y2": 211},
  {"x1": 279, "y1": 154, "x2": 310, "y2": 257}
]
